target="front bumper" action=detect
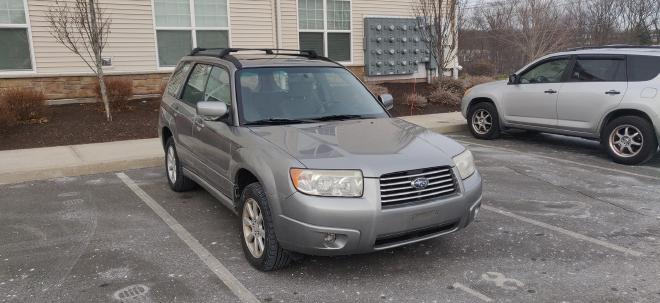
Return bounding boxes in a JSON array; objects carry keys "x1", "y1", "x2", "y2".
[{"x1": 275, "y1": 169, "x2": 483, "y2": 256}]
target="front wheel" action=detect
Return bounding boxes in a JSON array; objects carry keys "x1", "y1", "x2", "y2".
[
  {"x1": 468, "y1": 102, "x2": 501, "y2": 140},
  {"x1": 602, "y1": 116, "x2": 658, "y2": 165},
  {"x1": 239, "y1": 183, "x2": 292, "y2": 271}
]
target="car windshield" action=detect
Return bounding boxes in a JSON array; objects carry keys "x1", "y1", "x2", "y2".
[{"x1": 237, "y1": 67, "x2": 388, "y2": 124}]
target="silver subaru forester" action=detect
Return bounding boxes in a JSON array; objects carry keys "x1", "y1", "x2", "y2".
[
  {"x1": 158, "y1": 48, "x2": 482, "y2": 271},
  {"x1": 462, "y1": 45, "x2": 660, "y2": 165}
]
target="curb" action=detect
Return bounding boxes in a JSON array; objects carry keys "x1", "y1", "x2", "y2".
[{"x1": 0, "y1": 157, "x2": 163, "y2": 185}]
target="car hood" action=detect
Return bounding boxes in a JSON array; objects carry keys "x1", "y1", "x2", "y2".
[
  {"x1": 248, "y1": 118, "x2": 466, "y2": 177},
  {"x1": 471, "y1": 80, "x2": 507, "y2": 91}
]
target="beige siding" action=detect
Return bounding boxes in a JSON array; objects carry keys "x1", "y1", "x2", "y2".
[
  {"x1": 230, "y1": 0, "x2": 276, "y2": 48},
  {"x1": 27, "y1": 0, "x2": 158, "y2": 75},
  {"x1": 280, "y1": 0, "x2": 299, "y2": 49}
]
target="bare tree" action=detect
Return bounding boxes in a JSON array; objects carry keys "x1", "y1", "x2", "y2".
[
  {"x1": 413, "y1": 0, "x2": 460, "y2": 78},
  {"x1": 48, "y1": 0, "x2": 113, "y2": 121}
]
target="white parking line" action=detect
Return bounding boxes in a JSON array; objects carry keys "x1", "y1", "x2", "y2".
[
  {"x1": 452, "y1": 282, "x2": 493, "y2": 302},
  {"x1": 454, "y1": 139, "x2": 660, "y2": 181},
  {"x1": 482, "y1": 205, "x2": 644, "y2": 257},
  {"x1": 116, "y1": 173, "x2": 260, "y2": 303}
]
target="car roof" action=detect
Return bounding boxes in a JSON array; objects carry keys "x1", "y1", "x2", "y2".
[
  {"x1": 181, "y1": 48, "x2": 343, "y2": 69},
  {"x1": 553, "y1": 46, "x2": 660, "y2": 57}
]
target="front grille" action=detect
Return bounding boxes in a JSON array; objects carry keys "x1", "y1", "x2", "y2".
[{"x1": 379, "y1": 166, "x2": 457, "y2": 206}]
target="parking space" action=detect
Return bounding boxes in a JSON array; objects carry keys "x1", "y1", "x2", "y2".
[{"x1": 2, "y1": 130, "x2": 659, "y2": 302}]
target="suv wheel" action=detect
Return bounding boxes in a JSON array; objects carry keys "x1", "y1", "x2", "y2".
[
  {"x1": 468, "y1": 102, "x2": 501, "y2": 139},
  {"x1": 240, "y1": 182, "x2": 292, "y2": 271},
  {"x1": 602, "y1": 116, "x2": 658, "y2": 165},
  {"x1": 165, "y1": 138, "x2": 196, "y2": 192}
]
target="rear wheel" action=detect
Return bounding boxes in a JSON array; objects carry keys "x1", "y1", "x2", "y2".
[
  {"x1": 602, "y1": 116, "x2": 658, "y2": 165},
  {"x1": 239, "y1": 182, "x2": 292, "y2": 271},
  {"x1": 468, "y1": 102, "x2": 501, "y2": 140},
  {"x1": 165, "y1": 138, "x2": 196, "y2": 192}
]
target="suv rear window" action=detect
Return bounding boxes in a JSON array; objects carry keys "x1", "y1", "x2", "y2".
[{"x1": 627, "y1": 55, "x2": 660, "y2": 82}]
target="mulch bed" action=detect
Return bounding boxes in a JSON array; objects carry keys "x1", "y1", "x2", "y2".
[
  {"x1": 0, "y1": 82, "x2": 457, "y2": 151},
  {"x1": 383, "y1": 82, "x2": 459, "y2": 117},
  {"x1": 0, "y1": 98, "x2": 161, "y2": 151}
]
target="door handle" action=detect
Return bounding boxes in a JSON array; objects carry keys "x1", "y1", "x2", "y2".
[
  {"x1": 544, "y1": 89, "x2": 557, "y2": 94},
  {"x1": 194, "y1": 117, "x2": 205, "y2": 129},
  {"x1": 605, "y1": 90, "x2": 621, "y2": 95}
]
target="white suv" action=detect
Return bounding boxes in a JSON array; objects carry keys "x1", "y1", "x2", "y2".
[{"x1": 461, "y1": 45, "x2": 660, "y2": 165}]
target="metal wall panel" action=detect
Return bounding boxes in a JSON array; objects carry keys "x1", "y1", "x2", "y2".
[{"x1": 364, "y1": 17, "x2": 432, "y2": 76}]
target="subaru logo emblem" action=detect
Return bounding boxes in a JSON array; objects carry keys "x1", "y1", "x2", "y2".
[{"x1": 411, "y1": 177, "x2": 429, "y2": 189}]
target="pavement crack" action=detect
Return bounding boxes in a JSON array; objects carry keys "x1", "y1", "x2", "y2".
[{"x1": 504, "y1": 165, "x2": 649, "y2": 217}]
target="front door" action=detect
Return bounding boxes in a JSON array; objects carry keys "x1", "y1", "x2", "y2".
[
  {"x1": 191, "y1": 65, "x2": 235, "y2": 196},
  {"x1": 501, "y1": 57, "x2": 571, "y2": 127},
  {"x1": 557, "y1": 55, "x2": 628, "y2": 133}
]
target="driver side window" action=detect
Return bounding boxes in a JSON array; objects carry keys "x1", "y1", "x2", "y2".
[{"x1": 520, "y1": 58, "x2": 570, "y2": 84}]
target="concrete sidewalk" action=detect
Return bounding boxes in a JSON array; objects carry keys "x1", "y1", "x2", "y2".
[
  {"x1": 0, "y1": 139, "x2": 163, "y2": 185},
  {"x1": 0, "y1": 112, "x2": 466, "y2": 184}
]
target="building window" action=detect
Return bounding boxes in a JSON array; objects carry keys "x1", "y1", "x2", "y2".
[
  {"x1": 0, "y1": 0, "x2": 33, "y2": 71},
  {"x1": 154, "y1": 0, "x2": 229, "y2": 67},
  {"x1": 298, "y1": 0, "x2": 351, "y2": 62}
]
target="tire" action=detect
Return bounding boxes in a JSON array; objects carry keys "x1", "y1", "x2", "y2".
[
  {"x1": 601, "y1": 116, "x2": 658, "y2": 165},
  {"x1": 165, "y1": 137, "x2": 196, "y2": 192},
  {"x1": 239, "y1": 182, "x2": 292, "y2": 271},
  {"x1": 468, "y1": 102, "x2": 501, "y2": 140}
]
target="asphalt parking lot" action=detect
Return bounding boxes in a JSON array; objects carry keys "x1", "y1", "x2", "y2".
[{"x1": 2, "y1": 130, "x2": 659, "y2": 303}]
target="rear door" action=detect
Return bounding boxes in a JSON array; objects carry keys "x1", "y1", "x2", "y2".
[
  {"x1": 556, "y1": 55, "x2": 627, "y2": 133},
  {"x1": 501, "y1": 56, "x2": 571, "y2": 127}
]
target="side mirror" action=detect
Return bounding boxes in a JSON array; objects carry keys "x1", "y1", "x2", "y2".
[
  {"x1": 508, "y1": 74, "x2": 519, "y2": 85},
  {"x1": 196, "y1": 101, "x2": 228, "y2": 120},
  {"x1": 379, "y1": 94, "x2": 394, "y2": 110}
]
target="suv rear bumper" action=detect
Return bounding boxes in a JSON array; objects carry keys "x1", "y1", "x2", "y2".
[{"x1": 275, "y1": 170, "x2": 482, "y2": 256}]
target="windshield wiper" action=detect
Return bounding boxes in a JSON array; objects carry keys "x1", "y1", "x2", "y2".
[
  {"x1": 305, "y1": 114, "x2": 367, "y2": 121},
  {"x1": 243, "y1": 118, "x2": 317, "y2": 126}
]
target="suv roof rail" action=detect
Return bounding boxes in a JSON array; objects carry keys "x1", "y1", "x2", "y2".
[
  {"x1": 566, "y1": 44, "x2": 660, "y2": 51},
  {"x1": 189, "y1": 48, "x2": 339, "y2": 67}
]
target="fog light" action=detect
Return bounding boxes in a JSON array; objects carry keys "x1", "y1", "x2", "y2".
[{"x1": 323, "y1": 233, "x2": 336, "y2": 243}]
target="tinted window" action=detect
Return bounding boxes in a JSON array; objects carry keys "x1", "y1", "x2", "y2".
[
  {"x1": 166, "y1": 62, "x2": 192, "y2": 97},
  {"x1": 181, "y1": 64, "x2": 212, "y2": 105},
  {"x1": 204, "y1": 66, "x2": 231, "y2": 105},
  {"x1": 627, "y1": 55, "x2": 660, "y2": 82},
  {"x1": 570, "y1": 58, "x2": 625, "y2": 82},
  {"x1": 520, "y1": 58, "x2": 570, "y2": 84},
  {"x1": 238, "y1": 67, "x2": 387, "y2": 123}
]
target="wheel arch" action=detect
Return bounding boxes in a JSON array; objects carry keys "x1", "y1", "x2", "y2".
[
  {"x1": 467, "y1": 97, "x2": 497, "y2": 113},
  {"x1": 161, "y1": 127, "x2": 173, "y2": 150},
  {"x1": 599, "y1": 108, "x2": 656, "y2": 137}
]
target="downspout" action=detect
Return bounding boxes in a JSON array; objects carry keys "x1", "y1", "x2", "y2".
[{"x1": 274, "y1": 0, "x2": 282, "y2": 48}]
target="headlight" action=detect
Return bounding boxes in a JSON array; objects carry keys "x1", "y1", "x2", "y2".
[
  {"x1": 453, "y1": 149, "x2": 476, "y2": 180},
  {"x1": 290, "y1": 168, "x2": 363, "y2": 197}
]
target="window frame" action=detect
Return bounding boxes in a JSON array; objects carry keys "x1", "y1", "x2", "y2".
[
  {"x1": 0, "y1": 0, "x2": 36, "y2": 74},
  {"x1": 297, "y1": 0, "x2": 353, "y2": 64},
  {"x1": 151, "y1": 0, "x2": 232, "y2": 70}
]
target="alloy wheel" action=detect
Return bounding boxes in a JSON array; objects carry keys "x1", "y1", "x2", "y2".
[
  {"x1": 242, "y1": 198, "x2": 265, "y2": 258},
  {"x1": 472, "y1": 109, "x2": 493, "y2": 135},
  {"x1": 167, "y1": 146, "x2": 177, "y2": 183},
  {"x1": 609, "y1": 125, "x2": 644, "y2": 158}
]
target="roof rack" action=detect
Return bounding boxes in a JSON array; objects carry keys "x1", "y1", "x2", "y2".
[
  {"x1": 187, "y1": 48, "x2": 338, "y2": 68},
  {"x1": 567, "y1": 44, "x2": 660, "y2": 51}
]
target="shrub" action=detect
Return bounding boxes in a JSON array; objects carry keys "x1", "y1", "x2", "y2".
[
  {"x1": 0, "y1": 87, "x2": 46, "y2": 123},
  {"x1": 468, "y1": 61, "x2": 496, "y2": 77},
  {"x1": 428, "y1": 89, "x2": 461, "y2": 107},
  {"x1": 432, "y1": 77, "x2": 465, "y2": 96},
  {"x1": 405, "y1": 93, "x2": 428, "y2": 108},
  {"x1": 95, "y1": 77, "x2": 134, "y2": 110},
  {"x1": 365, "y1": 83, "x2": 388, "y2": 96},
  {"x1": 463, "y1": 75, "x2": 495, "y2": 89}
]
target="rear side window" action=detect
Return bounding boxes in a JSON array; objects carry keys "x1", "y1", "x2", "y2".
[
  {"x1": 166, "y1": 62, "x2": 192, "y2": 97},
  {"x1": 569, "y1": 58, "x2": 626, "y2": 82},
  {"x1": 627, "y1": 55, "x2": 660, "y2": 82}
]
